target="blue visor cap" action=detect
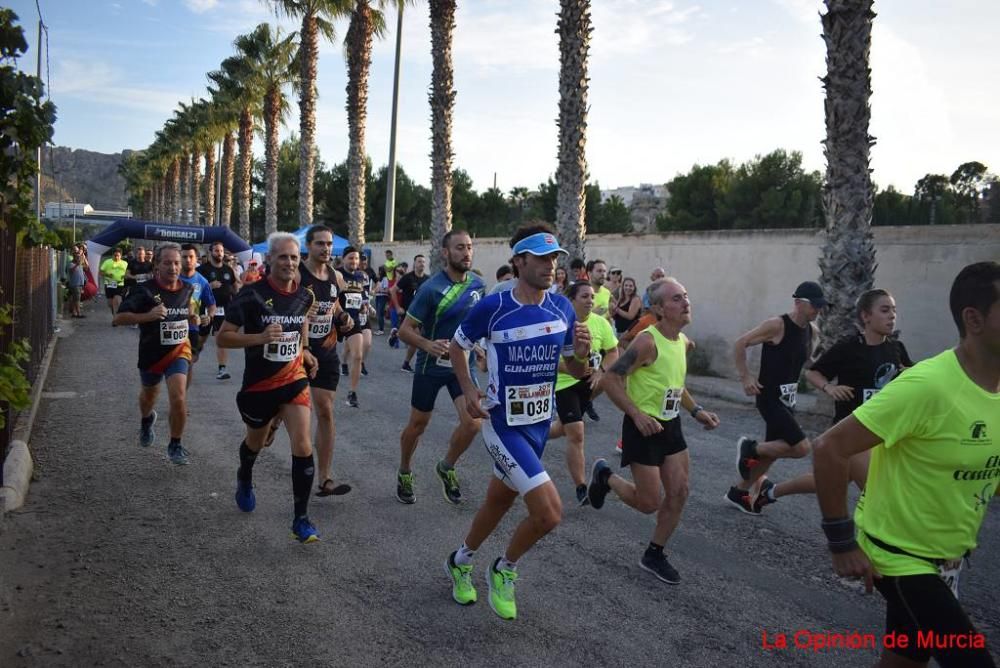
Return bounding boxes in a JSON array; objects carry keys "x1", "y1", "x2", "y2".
[{"x1": 512, "y1": 232, "x2": 568, "y2": 257}]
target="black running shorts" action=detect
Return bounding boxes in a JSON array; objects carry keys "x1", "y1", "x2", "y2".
[
  {"x1": 309, "y1": 351, "x2": 341, "y2": 392},
  {"x1": 621, "y1": 413, "x2": 687, "y2": 468},
  {"x1": 410, "y1": 372, "x2": 463, "y2": 413},
  {"x1": 754, "y1": 394, "x2": 806, "y2": 446},
  {"x1": 874, "y1": 573, "x2": 995, "y2": 666},
  {"x1": 236, "y1": 378, "x2": 310, "y2": 429},
  {"x1": 105, "y1": 286, "x2": 123, "y2": 299},
  {"x1": 555, "y1": 380, "x2": 592, "y2": 425}
]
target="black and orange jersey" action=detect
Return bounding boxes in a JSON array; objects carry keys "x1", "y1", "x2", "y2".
[
  {"x1": 226, "y1": 277, "x2": 315, "y2": 392},
  {"x1": 299, "y1": 263, "x2": 339, "y2": 359},
  {"x1": 118, "y1": 279, "x2": 195, "y2": 372}
]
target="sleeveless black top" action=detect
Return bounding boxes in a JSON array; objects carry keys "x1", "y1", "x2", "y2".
[{"x1": 758, "y1": 314, "x2": 812, "y2": 394}]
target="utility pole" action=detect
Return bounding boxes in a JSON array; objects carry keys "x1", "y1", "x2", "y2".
[
  {"x1": 35, "y1": 20, "x2": 44, "y2": 223},
  {"x1": 383, "y1": 3, "x2": 404, "y2": 243}
]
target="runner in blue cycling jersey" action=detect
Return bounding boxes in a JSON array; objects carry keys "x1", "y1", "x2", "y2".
[{"x1": 444, "y1": 223, "x2": 591, "y2": 620}]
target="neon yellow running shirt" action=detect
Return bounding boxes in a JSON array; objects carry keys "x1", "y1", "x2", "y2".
[
  {"x1": 591, "y1": 285, "x2": 612, "y2": 318},
  {"x1": 555, "y1": 313, "x2": 618, "y2": 392},
  {"x1": 100, "y1": 258, "x2": 128, "y2": 285},
  {"x1": 853, "y1": 349, "x2": 1000, "y2": 576},
  {"x1": 626, "y1": 326, "x2": 688, "y2": 421}
]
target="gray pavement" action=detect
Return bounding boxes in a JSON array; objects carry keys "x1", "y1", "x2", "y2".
[{"x1": 1, "y1": 306, "x2": 997, "y2": 666}]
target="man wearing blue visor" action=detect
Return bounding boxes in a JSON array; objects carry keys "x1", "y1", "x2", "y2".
[{"x1": 444, "y1": 223, "x2": 592, "y2": 620}]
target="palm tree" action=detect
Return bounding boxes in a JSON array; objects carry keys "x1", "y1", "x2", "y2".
[
  {"x1": 344, "y1": 0, "x2": 387, "y2": 246},
  {"x1": 555, "y1": 0, "x2": 592, "y2": 262},
  {"x1": 208, "y1": 63, "x2": 255, "y2": 233},
  {"x1": 428, "y1": 0, "x2": 456, "y2": 268},
  {"x1": 818, "y1": 0, "x2": 877, "y2": 343},
  {"x1": 234, "y1": 23, "x2": 298, "y2": 237},
  {"x1": 265, "y1": 0, "x2": 351, "y2": 231}
]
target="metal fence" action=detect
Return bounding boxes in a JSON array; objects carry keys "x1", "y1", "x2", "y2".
[{"x1": 0, "y1": 223, "x2": 56, "y2": 470}]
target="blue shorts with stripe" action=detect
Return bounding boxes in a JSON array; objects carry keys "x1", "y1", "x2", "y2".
[{"x1": 480, "y1": 411, "x2": 552, "y2": 495}]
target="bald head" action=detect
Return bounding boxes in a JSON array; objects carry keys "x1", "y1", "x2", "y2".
[{"x1": 650, "y1": 267, "x2": 666, "y2": 282}]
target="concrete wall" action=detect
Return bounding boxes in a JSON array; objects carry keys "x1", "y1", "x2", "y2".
[{"x1": 368, "y1": 224, "x2": 1000, "y2": 375}]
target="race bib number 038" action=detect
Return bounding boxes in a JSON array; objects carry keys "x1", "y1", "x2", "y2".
[
  {"x1": 160, "y1": 320, "x2": 188, "y2": 346},
  {"x1": 505, "y1": 382, "x2": 553, "y2": 426},
  {"x1": 308, "y1": 314, "x2": 332, "y2": 339},
  {"x1": 779, "y1": 382, "x2": 798, "y2": 409},
  {"x1": 264, "y1": 332, "x2": 300, "y2": 362}
]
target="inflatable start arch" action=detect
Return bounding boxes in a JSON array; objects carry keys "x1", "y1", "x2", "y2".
[{"x1": 86, "y1": 220, "x2": 253, "y2": 274}]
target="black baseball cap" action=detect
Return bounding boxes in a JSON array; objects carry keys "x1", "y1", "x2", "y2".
[{"x1": 793, "y1": 281, "x2": 827, "y2": 308}]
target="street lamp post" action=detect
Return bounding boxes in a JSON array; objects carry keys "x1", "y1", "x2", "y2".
[{"x1": 383, "y1": 3, "x2": 404, "y2": 243}]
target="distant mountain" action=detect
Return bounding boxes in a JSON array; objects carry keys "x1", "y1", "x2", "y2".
[{"x1": 39, "y1": 146, "x2": 134, "y2": 212}]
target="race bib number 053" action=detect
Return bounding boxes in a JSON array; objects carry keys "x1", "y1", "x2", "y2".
[
  {"x1": 160, "y1": 320, "x2": 188, "y2": 346},
  {"x1": 505, "y1": 382, "x2": 553, "y2": 426},
  {"x1": 264, "y1": 332, "x2": 300, "y2": 362}
]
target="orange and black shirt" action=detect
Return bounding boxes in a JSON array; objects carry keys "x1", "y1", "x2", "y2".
[
  {"x1": 226, "y1": 277, "x2": 315, "y2": 392},
  {"x1": 299, "y1": 263, "x2": 339, "y2": 361},
  {"x1": 118, "y1": 279, "x2": 195, "y2": 372}
]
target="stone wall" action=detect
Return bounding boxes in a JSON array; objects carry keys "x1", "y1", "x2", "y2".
[{"x1": 368, "y1": 224, "x2": 1000, "y2": 375}]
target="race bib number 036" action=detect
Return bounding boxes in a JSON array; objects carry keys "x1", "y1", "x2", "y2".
[
  {"x1": 160, "y1": 320, "x2": 188, "y2": 346},
  {"x1": 308, "y1": 314, "x2": 332, "y2": 339},
  {"x1": 505, "y1": 382, "x2": 553, "y2": 426},
  {"x1": 264, "y1": 332, "x2": 300, "y2": 362}
]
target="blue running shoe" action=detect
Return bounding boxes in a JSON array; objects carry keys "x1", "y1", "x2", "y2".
[
  {"x1": 291, "y1": 516, "x2": 320, "y2": 543},
  {"x1": 139, "y1": 410, "x2": 157, "y2": 448},
  {"x1": 167, "y1": 442, "x2": 189, "y2": 465},
  {"x1": 235, "y1": 479, "x2": 256, "y2": 512}
]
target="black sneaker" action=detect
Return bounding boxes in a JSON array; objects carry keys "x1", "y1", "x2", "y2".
[
  {"x1": 361, "y1": 364, "x2": 369, "y2": 376},
  {"x1": 736, "y1": 437, "x2": 759, "y2": 481},
  {"x1": 639, "y1": 551, "x2": 681, "y2": 585},
  {"x1": 347, "y1": 391, "x2": 359, "y2": 408},
  {"x1": 387, "y1": 328, "x2": 399, "y2": 348},
  {"x1": 401, "y1": 361, "x2": 414, "y2": 373},
  {"x1": 724, "y1": 486, "x2": 759, "y2": 515},
  {"x1": 584, "y1": 402, "x2": 600, "y2": 422},
  {"x1": 752, "y1": 478, "x2": 777, "y2": 513},
  {"x1": 587, "y1": 459, "x2": 612, "y2": 509},
  {"x1": 575, "y1": 484, "x2": 590, "y2": 507},
  {"x1": 341, "y1": 363, "x2": 349, "y2": 376}
]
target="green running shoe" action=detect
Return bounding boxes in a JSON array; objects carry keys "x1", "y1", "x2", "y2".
[
  {"x1": 445, "y1": 551, "x2": 477, "y2": 606},
  {"x1": 435, "y1": 461, "x2": 462, "y2": 505},
  {"x1": 396, "y1": 471, "x2": 415, "y2": 504},
  {"x1": 487, "y1": 558, "x2": 517, "y2": 620}
]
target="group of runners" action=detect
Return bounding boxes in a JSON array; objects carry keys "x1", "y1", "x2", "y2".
[{"x1": 99, "y1": 221, "x2": 997, "y2": 666}]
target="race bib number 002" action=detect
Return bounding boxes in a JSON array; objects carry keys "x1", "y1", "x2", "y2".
[
  {"x1": 505, "y1": 382, "x2": 553, "y2": 426},
  {"x1": 308, "y1": 314, "x2": 332, "y2": 339},
  {"x1": 660, "y1": 387, "x2": 683, "y2": 420},
  {"x1": 779, "y1": 382, "x2": 798, "y2": 409},
  {"x1": 160, "y1": 320, "x2": 188, "y2": 346},
  {"x1": 344, "y1": 293, "x2": 363, "y2": 310},
  {"x1": 264, "y1": 331, "x2": 300, "y2": 362}
]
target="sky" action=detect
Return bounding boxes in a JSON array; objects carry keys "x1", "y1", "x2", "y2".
[{"x1": 8, "y1": 0, "x2": 999, "y2": 195}]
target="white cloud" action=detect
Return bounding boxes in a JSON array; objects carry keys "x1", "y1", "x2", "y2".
[
  {"x1": 184, "y1": 0, "x2": 220, "y2": 14},
  {"x1": 771, "y1": 0, "x2": 823, "y2": 25},
  {"x1": 51, "y1": 56, "x2": 189, "y2": 117}
]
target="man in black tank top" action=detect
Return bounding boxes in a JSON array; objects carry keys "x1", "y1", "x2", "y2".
[
  {"x1": 336, "y1": 246, "x2": 373, "y2": 408},
  {"x1": 725, "y1": 281, "x2": 825, "y2": 515}
]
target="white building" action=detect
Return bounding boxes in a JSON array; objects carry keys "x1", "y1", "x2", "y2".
[
  {"x1": 45, "y1": 202, "x2": 93, "y2": 218},
  {"x1": 599, "y1": 183, "x2": 669, "y2": 207}
]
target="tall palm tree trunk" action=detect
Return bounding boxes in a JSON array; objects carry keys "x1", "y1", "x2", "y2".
[
  {"x1": 264, "y1": 87, "x2": 281, "y2": 236},
  {"x1": 221, "y1": 131, "x2": 235, "y2": 229},
  {"x1": 818, "y1": 0, "x2": 877, "y2": 343},
  {"x1": 429, "y1": 0, "x2": 456, "y2": 269},
  {"x1": 298, "y1": 12, "x2": 319, "y2": 230},
  {"x1": 345, "y1": 0, "x2": 375, "y2": 247},
  {"x1": 203, "y1": 146, "x2": 216, "y2": 227},
  {"x1": 191, "y1": 152, "x2": 201, "y2": 226},
  {"x1": 237, "y1": 109, "x2": 254, "y2": 240},
  {"x1": 158, "y1": 180, "x2": 167, "y2": 222},
  {"x1": 555, "y1": 0, "x2": 592, "y2": 263},
  {"x1": 179, "y1": 154, "x2": 190, "y2": 224},
  {"x1": 170, "y1": 158, "x2": 181, "y2": 223}
]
